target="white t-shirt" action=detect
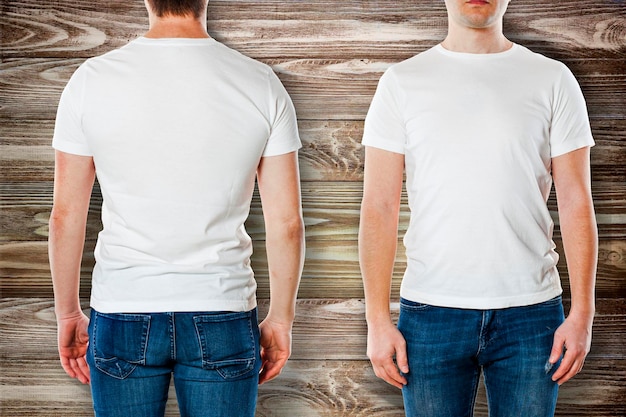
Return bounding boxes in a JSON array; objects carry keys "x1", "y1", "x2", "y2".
[
  {"x1": 362, "y1": 44, "x2": 594, "y2": 309},
  {"x1": 53, "y1": 37, "x2": 301, "y2": 313}
]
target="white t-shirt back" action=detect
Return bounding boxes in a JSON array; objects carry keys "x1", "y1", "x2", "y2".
[
  {"x1": 53, "y1": 37, "x2": 301, "y2": 313},
  {"x1": 363, "y1": 44, "x2": 594, "y2": 309}
]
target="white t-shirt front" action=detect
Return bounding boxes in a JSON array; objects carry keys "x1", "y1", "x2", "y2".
[
  {"x1": 53, "y1": 37, "x2": 301, "y2": 313},
  {"x1": 362, "y1": 44, "x2": 594, "y2": 309}
]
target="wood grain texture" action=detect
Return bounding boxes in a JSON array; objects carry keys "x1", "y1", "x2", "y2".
[
  {"x1": 1, "y1": 0, "x2": 625, "y2": 415},
  {"x1": 1, "y1": 1, "x2": 625, "y2": 124},
  {"x1": 1, "y1": 1, "x2": 625, "y2": 59},
  {"x1": 1, "y1": 298, "x2": 625, "y2": 416}
]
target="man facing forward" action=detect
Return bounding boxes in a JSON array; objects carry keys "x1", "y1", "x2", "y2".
[{"x1": 359, "y1": 1, "x2": 597, "y2": 415}]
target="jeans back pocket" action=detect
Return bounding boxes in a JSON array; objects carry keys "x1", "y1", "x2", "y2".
[
  {"x1": 91, "y1": 312, "x2": 151, "y2": 380},
  {"x1": 193, "y1": 310, "x2": 258, "y2": 380}
]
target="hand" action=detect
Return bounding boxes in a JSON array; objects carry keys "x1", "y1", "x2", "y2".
[
  {"x1": 549, "y1": 313, "x2": 593, "y2": 385},
  {"x1": 258, "y1": 318, "x2": 293, "y2": 384},
  {"x1": 367, "y1": 321, "x2": 409, "y2": 389},
  {"x1": 57, "y1": 311, "x2": 90, "y2": 384}
]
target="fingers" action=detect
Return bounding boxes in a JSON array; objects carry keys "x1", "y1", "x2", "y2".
[
  {"x1": 258, "y1": 337, "x2": 289, "y2": 385},
  {"x1": 395, "y1": 342, "x2": 410, "y2": 375},
  {"x1": 258, "y1": 354, "x2": 288, "y2": 385},
  {"x1": 551, "y1": 346, "x2": 586, "y2": 385},
  {"x1": 548, "y1": 329, "x2": 589, "y2": 385},
  {"x1": 370, "y1": 354, "x2": 408, "y2": 389},
  {"x1": 74, "y1": 356, "x2": 91, "y2": 384},
  {"x1": 60, "y1": 355, "x2": 90, "y2": 385},
  {"x1": 57, "y1": 312, "x2": 91, "y2": 384},
  {"x1": 257, "y1": 318, "x2": 293, "y2": 385},
  {"x1": 367, "y1": 325, "x2": 409, "y2": 389},
  {"x1": 368, "y1": 339, "x2": 408, "y2": 389},
  {"x1": 548, "y1": 332, "x2": 565, "y2": 367}
]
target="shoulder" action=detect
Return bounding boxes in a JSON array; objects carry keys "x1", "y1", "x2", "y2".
[
  {"x1": 71, "y1": 39, "x2": 138, "y2": 79},
  {"x1": 512, "y1": 44, "x2": 570, "y2": 75},
  {"x1": 388, "y1": 45, "x2": 440, "y2": 73},
  {"x1": 211, "y1": 41, "x2": 275, "y2": 78},
  {"x1": 380, "y1": 45, "x2": 445, "y2": 88},
  {"x1": 86, "y1": 38, "x2": 139, "y2": 63}
]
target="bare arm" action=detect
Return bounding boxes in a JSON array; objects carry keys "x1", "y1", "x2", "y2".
[
  {"x1": 549, "y1": 146, "x2": 598, "y2": 385},
  {"x1": 359, "y1": 146, "x2": 408, "y2": 389},
  {"x1": 49, "y1": 150, "x2": 96, "y2": 385},
  {"x1": 256, "y1": 151, "x2": 305, "y2": 384}
]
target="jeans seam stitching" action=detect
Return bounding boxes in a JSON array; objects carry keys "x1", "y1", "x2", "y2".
[
  {"x1": 142, "y1": 315, "x2": 150, "y2": 366},
  {"x1": 170, "y1": 313, "x2": 176, "y2": 361}
]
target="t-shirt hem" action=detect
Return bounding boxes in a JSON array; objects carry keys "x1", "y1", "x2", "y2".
[
  {"x1": 89, "y1": 298, "x2": 257, "y2": 314},
  {"x1": 550, "y1": 135, "x2": 595, "y2": 158},
  {"x1": 399, "y1": 288, "x2": 563, "y2": 310},
  {"x1": 52, "y1": 140, "x2": 92, "y2": 157},
  {"x1": 262, "y1": 141, "x2": 302, "y2": 157},
  {"x1": 361, "y1": 137, "x2": 405, "y2": 155}
]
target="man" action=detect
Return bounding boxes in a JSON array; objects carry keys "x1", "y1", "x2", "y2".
[
  {"x1": 359, "y1": 0, "x2": 597, "y2": 415},
  {"x1": 49, "y1": 1, "x2": 304, "y2": 416}
]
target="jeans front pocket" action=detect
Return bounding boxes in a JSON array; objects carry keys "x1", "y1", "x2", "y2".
[
  {"x1": 91, "y1": 311, "x2": 151, "y2": 380},
  {"x1": 193, "y1": 310, "x2": 258, "y2": 380}
]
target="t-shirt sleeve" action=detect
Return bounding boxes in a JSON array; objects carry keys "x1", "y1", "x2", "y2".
[
  {"x1": 52, "y1": 66, "x2": 92, "y2": 156},
  {"x1": 362, "y1": 68, "x2": 406, "y2": 154},
  {"x1": 262, "y1": 71, "x2": 302, "y2": 157},
  {"x1": 549, "y1": 64, "x2": 595, "y2": 157}
]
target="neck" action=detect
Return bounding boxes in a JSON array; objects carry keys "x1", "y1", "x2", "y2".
[
  {"x1": 145, "y1": 14, "x2": 209, "y2": 39},
  {"x1": 441, "y1": 25, "x2": 512, "y2": 54}
]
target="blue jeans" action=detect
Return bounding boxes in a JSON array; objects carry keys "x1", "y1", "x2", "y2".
[
  {"x1": 398, "y1": 296, "x2": 565, "y2": 417},
  {"x1": 87, "y1": 308, "x2": 261, "y2": 417}
]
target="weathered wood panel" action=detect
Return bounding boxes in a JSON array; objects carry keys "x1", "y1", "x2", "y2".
[
  {"x1": 1, "y1": 0, "x2": 624, "y2": 415},
  {"x1": 1, "y1": 299, "x2": 625, "y2": 416},
  {"x1": 1, "y1": 1, "x2": 625, "y2": 122},
  {"x1": 1, "y1": 1, "x2": 625, "y2": 60}
]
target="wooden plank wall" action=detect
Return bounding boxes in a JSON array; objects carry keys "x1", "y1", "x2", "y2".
[{"x1": 1, "y1": 0, "x2": 625, "y2": 415}]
